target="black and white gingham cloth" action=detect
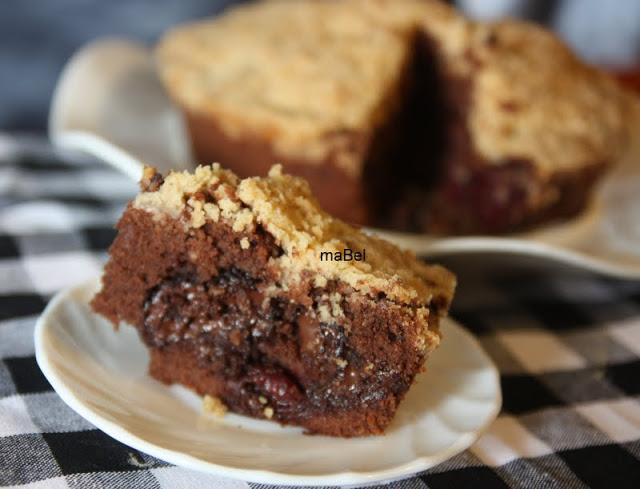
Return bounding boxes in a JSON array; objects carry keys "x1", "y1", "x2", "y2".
[{"x1": 1, "y1": 135, "x2": 640, "y2": 489}]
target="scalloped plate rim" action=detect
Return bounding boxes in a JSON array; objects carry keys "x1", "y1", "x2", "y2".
[{"x1": 34, "y1": 279, "x2": 501, "y2": 486}]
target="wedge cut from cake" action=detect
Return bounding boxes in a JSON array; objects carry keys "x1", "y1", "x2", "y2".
[{"x1": 92, "y1": 164, "x2": 456, "y2": 437}]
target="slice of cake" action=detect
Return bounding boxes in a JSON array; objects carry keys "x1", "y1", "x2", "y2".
[
  {"x1": 156, "y1": 0, "x2": 632, "y2": 234},
  {"x1": 91, "y1": 164, "x2": 456, "y2": 437}
]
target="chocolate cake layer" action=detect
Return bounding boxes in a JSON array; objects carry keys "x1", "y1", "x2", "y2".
[
  {"x1": 93, "y1": 207, "x2": 441, "y2": 435},
  {"x1": 92, "y1": 165, "x2": 455, "y2": 437}
]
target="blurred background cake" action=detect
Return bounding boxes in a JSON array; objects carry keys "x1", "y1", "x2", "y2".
[
  {"x1": 156, "y1": 0, "x2": 634, "y2": 235},
  {"x1": 2, "y1": 0, "x2": 639, "y2": 235}
]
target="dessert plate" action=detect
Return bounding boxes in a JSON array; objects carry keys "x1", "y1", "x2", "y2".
[
  {"x1": 35, "y1": 279, "x2": 501, "y2": 486},
  {"x1": 49, "y1": 39, "x2": 640, "y2": 279}
]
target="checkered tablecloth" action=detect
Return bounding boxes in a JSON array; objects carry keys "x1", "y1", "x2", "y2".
[{"x1": 1, "y1": 135, "x2": 640, "y2": 489}]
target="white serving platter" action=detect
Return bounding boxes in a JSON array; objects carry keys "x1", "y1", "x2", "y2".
[{"x1": 35, "y1": 279, "x2": 501, "y2": 486}]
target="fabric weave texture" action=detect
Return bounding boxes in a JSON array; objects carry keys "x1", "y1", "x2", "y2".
[{"x1": 1, "y1": 136, "x2": 640, "y2": 488}]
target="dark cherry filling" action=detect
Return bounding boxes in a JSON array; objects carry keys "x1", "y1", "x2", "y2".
[{"x1": 424, "y1": 158, "x2": 537, "y2": 234}]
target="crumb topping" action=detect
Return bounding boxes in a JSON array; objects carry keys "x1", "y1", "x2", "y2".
[
  {"x1": 133, "y1": 165, "x2": 456, "y2": 306},
  {"x1": 263, "y1": 406, "x2": 274, "y2": 419},
  {"x1": 203, "y1": 394, "x2": 227, "y2": 417},
  {"x1": 465, "y1": 21, "x2": 631, "y2": 175}
]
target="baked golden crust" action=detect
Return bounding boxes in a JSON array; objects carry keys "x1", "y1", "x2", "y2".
[
  {"x1": 134, "y1": 164, "x2": 456, "y2": 307},
  {"x1": 157, "y1": 0, "x2": 632, "y2": 181}
]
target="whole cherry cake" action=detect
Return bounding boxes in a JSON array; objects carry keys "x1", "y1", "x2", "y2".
[
  {"x1": 92, "y1": 164, "x2": 456, "y2": 437},
  {"x1": 157, "y1": 0, "x2": 633, "y2": 234}
]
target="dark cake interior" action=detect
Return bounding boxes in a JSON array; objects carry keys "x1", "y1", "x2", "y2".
[{"x1": 363, "y1": 31, "x2": 450, "y2": 229}]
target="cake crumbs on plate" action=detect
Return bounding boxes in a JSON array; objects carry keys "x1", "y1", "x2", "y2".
[
  {"x1": 263, "y1": 406, "x2": 274, "y2": 419},
  {"x1": 203, "y1": 394, "x2": 227, "y2": 417}
]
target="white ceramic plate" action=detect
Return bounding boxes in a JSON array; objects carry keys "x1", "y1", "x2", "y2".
[
  {"x1": 49, "y1": 39, "x2": 640, "y2": 279},
  {"x1": 35, "y1": 279, "x2": 501, "y2": 486}
]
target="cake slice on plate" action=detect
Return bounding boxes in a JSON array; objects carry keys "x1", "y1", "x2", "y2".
[{"x1": 91, "y1": 164, "x2": 456, "y2": 437}]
